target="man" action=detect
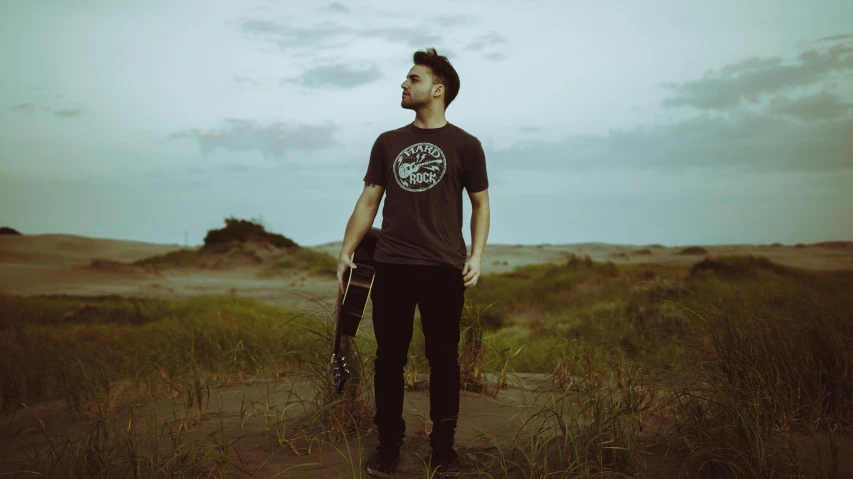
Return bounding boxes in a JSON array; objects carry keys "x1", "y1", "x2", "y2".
[{"x1": 336, "y1": 47, "x2": 490, "y2": 478}]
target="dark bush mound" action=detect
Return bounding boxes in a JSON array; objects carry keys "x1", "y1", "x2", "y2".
[
  {"x1": 632, "y1": 248, "x2": 653, "y2": 255},
  {"x1": 0, "y1": 226, "x2": 22, "y2": 235},
  {"x1": 679, "y1": 246, "x2": 708, "y2": 255},
  {"x1": 688, "y1": 254, "x2": 792, "y2": 280},
  {"x1": 202, "y1": 217, "x2": 297, "y2": 253},
  {"x1": 794, "y1": 243, "x2": 807, "y2": 248}
]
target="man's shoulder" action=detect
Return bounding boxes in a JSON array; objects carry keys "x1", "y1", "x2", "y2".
[
  {"x1": 448, "y1": 123, "x2": 482, "y2": 146},
  {"x1": 378, "y1": 124, "x2": 411, "y2": 137},
  {"x1": 371, "y1": 126, "x2": 404, "y2": 146}
]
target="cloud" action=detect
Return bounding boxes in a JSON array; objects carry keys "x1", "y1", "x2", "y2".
[
  {"x1": 488, "y1": 112, "x2": 853, "y2": 174},
  {"x1": 768, "y1": 91, "x2": 853, "y2": 120},
  {"x1": 465, "y1": 30, "x2": 509, "y2": 60},
  {"x1": 240, "y1": 19, "x2": 350, "y2": 51},
  {"x1": 466, "y1": 42, "x2": 486, "y2": 53},
  {"x1": 9, "y1": 102, "x2": 58, "y2": 114},
  {"x1": 234, "y1": 75, "x2": 263, "y2": 87},
  {"x1": 816, "y1": 33, "x2": 853, "y2": 42},
  {"x1": 496, "y1": 38, "x2": 853, "y2": 176},
  {"x1": 520, "y1": 126, "x2": 543, "y2": 133},
  {"x1": 239, "y1": 18, "x2": 444, "y2": 53},
  {"x1": 354, "y1": 26, "x2": 442, "y2": 48},
  {"x1": 466, "y1": 31, "x2": 508, "y2": 51},
  {"x1": 405, "y1": 33, "x2": 443, "y2": 48},
  {"x1": 662, "y1": 41, "x2": 853, "y2": 109},
  {"x1": 479, "y1": 31, "x2": 509, "y2": 45},
  {"x1": 9, "y1": 103, "x2": 38, "y2": 113},
  {"x1": 430, "y1": 14, "x2": 477, "y2": 27},
  {"x1": 54, "y1": 108, "x2": 82, "y2": 117},
  {"x1": 325, "y1": 2, "x2": 350, "y2": 14},
  {"x1": 280, "y1": 61, "x2": 382, "y2": 89},
  {"x1": 168, "y1": 119, "x2": 339, "y2": 160}
]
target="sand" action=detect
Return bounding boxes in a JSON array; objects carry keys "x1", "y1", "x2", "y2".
[{"x1": 1, "y1": 233, "x2": 852, "y2": 477}]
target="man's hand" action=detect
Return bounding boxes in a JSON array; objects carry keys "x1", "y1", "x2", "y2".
[
  {"x1": 462, "y1": 256, "x2": 481, "y2": 289},
  {"x1": 337, "y1": 254, "x2": 357, "y2": 295}
]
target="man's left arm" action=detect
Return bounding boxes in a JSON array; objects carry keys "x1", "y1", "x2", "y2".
[{"x1": 463, "y1": 188, "x2": 490, "y2": 288}]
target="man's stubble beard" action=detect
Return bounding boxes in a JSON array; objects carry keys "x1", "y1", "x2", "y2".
[{"x1": 401, "y1": 95, "x2": 427, "y2": 110}]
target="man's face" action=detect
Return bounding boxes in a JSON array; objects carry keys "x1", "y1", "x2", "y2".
[{"x1": 400, "y1": 64, "x2": 440, "y2": 110}]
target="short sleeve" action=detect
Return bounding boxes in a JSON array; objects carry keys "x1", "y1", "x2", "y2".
[
  {"x1": 463, "y1": 139, "x2": 489, "y2": 193},
  {"x1": 363, "y1": 134, "x2": 387, "y2": 186}
]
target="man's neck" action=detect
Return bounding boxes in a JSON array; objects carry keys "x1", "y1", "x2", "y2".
[{"x1": 413, "y1": 109, "x2": 448, "y2": 129}]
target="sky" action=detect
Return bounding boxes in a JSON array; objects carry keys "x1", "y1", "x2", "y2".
[{"x1": 1, "y1": 0, "x2": 852, "y2": 248}]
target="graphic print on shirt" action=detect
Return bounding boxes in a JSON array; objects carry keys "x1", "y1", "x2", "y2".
[{"x1": 392, "y1": 142, "x2": 447, "y2": 192}]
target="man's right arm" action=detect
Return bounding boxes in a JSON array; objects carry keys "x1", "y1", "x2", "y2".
[{"x1": 336, "y1": 182, "x2": 384, "y2": 293}]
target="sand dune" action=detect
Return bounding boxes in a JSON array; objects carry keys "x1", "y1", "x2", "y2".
[
  {"x1": 3, "y1": 232, "x2": 850, "y2": 314},
  {"x1": 2, "y1": 232, "x2": 852, "y2": 476},
  {"x1": 0, "y1": 233, "x2": 182, "y2": 265},
  {"x1": 312, "y1": 239, "x2": 853, "y2": 274}
]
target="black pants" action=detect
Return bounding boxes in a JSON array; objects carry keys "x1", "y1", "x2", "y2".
[{"x1": 370, "y1": 260, "x2": 466, "y2": 451}]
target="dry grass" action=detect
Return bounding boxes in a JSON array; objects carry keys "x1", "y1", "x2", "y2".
[{"x1": 2, "y1": 254, "x2": 851, "y2": 477}]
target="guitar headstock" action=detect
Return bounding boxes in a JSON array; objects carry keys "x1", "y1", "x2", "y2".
[{"x1": 331, "y1": 352, "x2": 350, "y2": 395}]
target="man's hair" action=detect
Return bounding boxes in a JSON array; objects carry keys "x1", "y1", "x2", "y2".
[{"x1": 413, "y1": 48, "x2": 460, "y2": 109}]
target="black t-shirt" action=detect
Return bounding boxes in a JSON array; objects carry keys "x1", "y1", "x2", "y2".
[{"x1": 363, "y1": 121, "x2": 489, "y2": 270}]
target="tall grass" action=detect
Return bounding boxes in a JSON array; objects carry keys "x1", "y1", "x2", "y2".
[
  {"x1": 2, "y1": 254, "x2": 851, "y2": 477},
  {"x1": 0, "y1": 293, "x2": 311, "y2": 417}
]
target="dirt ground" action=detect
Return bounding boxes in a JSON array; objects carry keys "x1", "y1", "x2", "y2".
[{"x1": 1, "y1": 233, "x2": 852, "y2": 477}]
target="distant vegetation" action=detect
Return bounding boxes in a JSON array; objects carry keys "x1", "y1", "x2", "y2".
[
  {"x1": 126, "y1": 217, "x2": 336, "y2": 276},
  {"x1": 812, "y1": 241, "x2": 853, "y2": 249},
  {"x1": 688, "y1": 254, "x2": 796, "y2": 280},
  {"x1": 0, "y1": 226, "x2": 21, "y2": 235},
  {"x1": 201, "y1": 216, "x2": 298, "y2": 253},
  {"x1": 678, "y1": 245, "x2": 708, "y2": 254}
]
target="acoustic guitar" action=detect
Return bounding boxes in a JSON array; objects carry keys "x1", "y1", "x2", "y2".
[{"x1": 331, "y1": 226, "x2": 380, "y2": 395}]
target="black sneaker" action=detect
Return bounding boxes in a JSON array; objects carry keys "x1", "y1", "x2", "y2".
[
  {"x1": 366, "y1": 443, "x2": 400, "y2": 478},
  {"x1": 430, "y1": 447, "x2": 461, "y2": 477}
]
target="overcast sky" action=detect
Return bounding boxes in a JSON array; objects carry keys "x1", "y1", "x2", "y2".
[{"x1": 1, "y1": 0, "x2": 852, "y2": 248}]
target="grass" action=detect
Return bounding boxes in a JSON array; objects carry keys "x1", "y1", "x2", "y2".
[
  {"x1": 0, "y1": 294, "x2": 315, "y2": 417},
  {"x1": 129, "y1": 244, "x2": 337, "y2": 277},
  {"x1": 261, "y1": 247, "x2": 338, "y2": 278},
  {"x1": 1, "y1": 253, "x2": 851, "y2": 477}
]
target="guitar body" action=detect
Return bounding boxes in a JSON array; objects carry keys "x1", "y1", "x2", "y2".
[{"x1": 332, "y1": 227, "x2": 380, "y2": 395}]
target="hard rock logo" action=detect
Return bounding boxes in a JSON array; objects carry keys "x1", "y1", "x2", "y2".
[{"x1": 393, "y1": 142, "x2": 446, "y2": 192}]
